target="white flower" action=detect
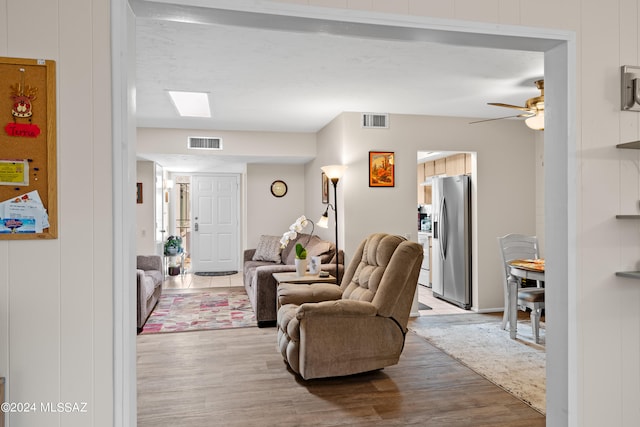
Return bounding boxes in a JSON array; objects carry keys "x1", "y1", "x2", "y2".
[
  {"x1": 291, "y1": 215, "x2": 308, "y2": 232},
  {"x1": 281, "y1": 215, "x2": 308, "y2": 248},
  {"x1": 280, "y1": 230, "x2": 297, "y2": 248}
]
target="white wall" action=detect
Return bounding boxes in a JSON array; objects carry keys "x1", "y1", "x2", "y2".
[
  {"x1": 136, "y1": 161, "x2": 156, "y2": 255},
  {"x1": 246, "y1": 164, "x2": 306, "y2": 249},
  {"x1": 304, "y1": 114, "x2": 346, "y2": 246},
  {"x1": 137, "y1": 128, "x2": 316, "y2": 164},
  {"x1": 0, "y1": 1, "x2": 113, "y2": 426},
  {"x1": 535, "y1": 134, "x2": 545, "y2": 255},
  {"x1": 137, "y1": 126, "x2": 315, "y2": 251},
  {"x1": 309, "y1": 112, "x2": 537, "y2": 311},
  {"x1": 137, "y1": 127, "x2": 316, "y2": 254}
]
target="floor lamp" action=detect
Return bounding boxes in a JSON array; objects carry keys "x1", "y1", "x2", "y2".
[{"x1": 317, "y1": 165, "x2": 347, "y2": 284}]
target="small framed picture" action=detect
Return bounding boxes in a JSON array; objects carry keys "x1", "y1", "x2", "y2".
[
  {"x1": 136, "y1": 182, "x2": 143, "y2": 204},
  {"x1": 369, "y1": 151, "x2": 394, "y2": 187},
  {"x1": 321, "y1": 172, "x2": 329, "y2": 203}
]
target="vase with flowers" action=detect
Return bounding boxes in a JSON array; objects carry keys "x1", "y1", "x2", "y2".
[{"x1": 281, "y1": 215, "x2": 314, "y2": 276}]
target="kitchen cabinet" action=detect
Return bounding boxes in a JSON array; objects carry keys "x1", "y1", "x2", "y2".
[
  {"x1": 417, "y1": 163, "x2": 426, "y2": 204},
  {"x1": 419, "y1": 153, "x2": 472, "y2": 206},
  {"x1": 445, "y1": 153, "x2": 466, "y2": 176},
  {"x1": 424, "y1": 161, "x2": 435, "y2": 177},
  {"x1": 418, "y1": 162, "x2": 434, "y2": 204},
  {"x1": 424, "y1": 185, "x2": 432, "y2": 204}
]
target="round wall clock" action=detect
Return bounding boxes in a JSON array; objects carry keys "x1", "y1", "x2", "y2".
[{"x1": 270, "y1": 180, "x2": 288, "y2": 197}]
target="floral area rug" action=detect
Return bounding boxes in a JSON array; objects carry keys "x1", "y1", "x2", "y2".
[
  {"x1": 140, "y1": 287, "x2": 256, "y2": 334},
  {"x1": 409, "y1": 319, "x2": 546, "y2": 414}
]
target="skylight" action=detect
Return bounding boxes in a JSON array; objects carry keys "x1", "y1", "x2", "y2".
[{"x1": 167, "y1": 91, "x2": 211, "y2": 118}]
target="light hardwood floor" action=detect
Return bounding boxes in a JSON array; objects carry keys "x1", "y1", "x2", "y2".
[
  {"x1": 162, "y1": 271, "x2": 244, "y2": 290},
  {"x1": 163, "y1": 273, "x2": 467, "y2": 316},
  {"x1": 138, "y1": 279, "x2": 544, "y2": 426}
]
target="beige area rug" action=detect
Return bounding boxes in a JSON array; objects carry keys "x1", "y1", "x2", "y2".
[{"x1": 409, "y1": 318, "x2": 546, "y2": 414}]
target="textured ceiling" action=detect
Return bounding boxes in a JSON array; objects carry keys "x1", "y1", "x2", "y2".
[{"x1": 132, "y1": 0, "x2": 544, "y2": 169}]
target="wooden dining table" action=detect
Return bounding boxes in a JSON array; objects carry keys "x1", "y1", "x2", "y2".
[{"x1": 507, "y1": 259, "x2": 545, "y2": 340}]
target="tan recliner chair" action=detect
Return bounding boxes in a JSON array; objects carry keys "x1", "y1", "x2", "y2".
[{"x1": 276, "y1": 233, "x2": 423, "y2": 380}]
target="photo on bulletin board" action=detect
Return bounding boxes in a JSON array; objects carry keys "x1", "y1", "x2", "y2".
[
  {"x1": 0, "y1": 57, "x2": 57, "y2": 239},
  {"x1": 369, "y1": 151, "x2": 394, "y2": 187}
]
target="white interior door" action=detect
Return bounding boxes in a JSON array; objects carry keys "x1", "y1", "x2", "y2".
[{"x1": 191, "y1": 174, "x2": 239, "y2": 272}]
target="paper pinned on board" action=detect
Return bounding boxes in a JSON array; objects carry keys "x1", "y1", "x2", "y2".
[
  {"x1": 0, "y1": 190, "x2": 49, "y2": 233},
  {"x1": 0, "y1": 159, "x2": 29, "y2": 186}
]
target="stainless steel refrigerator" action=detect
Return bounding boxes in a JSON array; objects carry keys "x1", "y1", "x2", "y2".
[{"x1": 432, "y1": 175, "x2": 471, "y2": 309}]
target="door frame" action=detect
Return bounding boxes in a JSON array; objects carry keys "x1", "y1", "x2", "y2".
[{"x1": 113, "y1": 3, "x2": 575, "y2": 426}]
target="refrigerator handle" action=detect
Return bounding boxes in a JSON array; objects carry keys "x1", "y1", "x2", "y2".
[{"x1": 439, "y1": 196, "x2": 446, "y2": 261}]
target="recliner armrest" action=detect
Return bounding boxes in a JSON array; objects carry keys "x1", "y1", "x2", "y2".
[
  {"x1": 278, "y1": 283, "x2": 342, "y2": 307},
  {"x1": 296, "y1": 299, "x2": 377, "y2": 319}
]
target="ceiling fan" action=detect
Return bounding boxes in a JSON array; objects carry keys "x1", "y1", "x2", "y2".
[{"x1": 471, "y1": 79, "x2": 545, "y2": 130}]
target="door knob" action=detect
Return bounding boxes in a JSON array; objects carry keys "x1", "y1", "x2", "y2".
[{"x1": 195, "y1": 223, "x2": 199, "y2": 232}]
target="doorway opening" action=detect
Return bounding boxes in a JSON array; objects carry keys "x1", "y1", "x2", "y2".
[
  {"x1": 115, "y1": 4, "x2": 574, "y2": 425},
  {"x1": 417, "y1": 151, "x2": 476, "y2": 315}
]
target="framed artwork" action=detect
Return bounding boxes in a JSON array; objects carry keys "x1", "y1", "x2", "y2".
[
  {"x1": 369, "y1": 151, "x2": 394, "y2": 187},
  {"x1": 136, "y1": 183, "x2": 143, "y2": 204},
  {"x1": 321, "y1": 172, "x2": 329, "y2": 203}
]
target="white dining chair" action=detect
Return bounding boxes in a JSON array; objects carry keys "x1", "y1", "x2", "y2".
[{"x1": 497, "y1": 234, "x2": 545, "y2": 342}]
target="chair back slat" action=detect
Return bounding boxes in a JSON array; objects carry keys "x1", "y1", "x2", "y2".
[{"x1": 497, "y1": 234, "x2": 539, "y2": 286}]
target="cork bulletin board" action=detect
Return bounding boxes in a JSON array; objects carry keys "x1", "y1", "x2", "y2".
[{"x1": 0, "y1": 57, "x2": 57, "y2": 239}]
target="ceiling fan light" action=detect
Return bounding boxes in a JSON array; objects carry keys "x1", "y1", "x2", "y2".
[{"x1": 525, "y1": 111, "x2": 544, "y2": 130}]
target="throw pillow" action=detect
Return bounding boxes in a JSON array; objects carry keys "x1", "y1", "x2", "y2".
[
  {"x1": 305, "y1": 237, "x2": 332, "y2": 261},
  {"x1": 252, "y1": 235, "x2": 283, "y2": 263}
]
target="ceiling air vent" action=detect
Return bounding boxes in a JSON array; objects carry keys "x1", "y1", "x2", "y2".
[
  {"x1": 187, "y1": 136, "x2": 223, "y2": 150},
  {"x1": 362, "y1": 113, "x2": 389, "y2": 129}
]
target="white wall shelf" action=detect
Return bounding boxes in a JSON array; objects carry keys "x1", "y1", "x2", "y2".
[
  {"x1": 615, "y1": 143, "x2": 640, "y2": 277},
  {"x1": 616, "y1": 140, "x2": 640, "y2": 149},
  {"x1": 616, "y1": 271, "x2": 640, "y2": 279}
]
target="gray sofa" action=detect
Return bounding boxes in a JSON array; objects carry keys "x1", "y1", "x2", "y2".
[
  {"x1": 137, "y1": 255, "x2": 163, "y2": 332},
  {"x1": 243, "y1": 233, "x2": 344, "y2": 327}
]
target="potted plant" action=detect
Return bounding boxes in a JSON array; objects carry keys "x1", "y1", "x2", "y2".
[
  {"x1": 295, "y1": 242, "x2": 307, "y2": 260},
  {"x1": 164, "y1": 235, "x2": 182, "y2": 256},
  {"x1": 280, "y1": 216, "x2": 314, "y2": 276}
]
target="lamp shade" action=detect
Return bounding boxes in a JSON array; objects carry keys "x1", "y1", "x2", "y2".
[
  {"x1": 317, "y1": 214, "x2": 329, "y2": 228},
  {"x1": 525, "y1": 111, "x2": 544, "y2": 130},
  {"x1": 321, "y1": 165, "x2": 347, "y2": 180}
]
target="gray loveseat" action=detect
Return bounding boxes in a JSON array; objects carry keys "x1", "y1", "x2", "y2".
[
  {"x1": 243, "y1": 233, "x2": 344, "y2": 327},
  {"x1": 137, "y1": 255, "x2": 163, "y2": 332}
]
